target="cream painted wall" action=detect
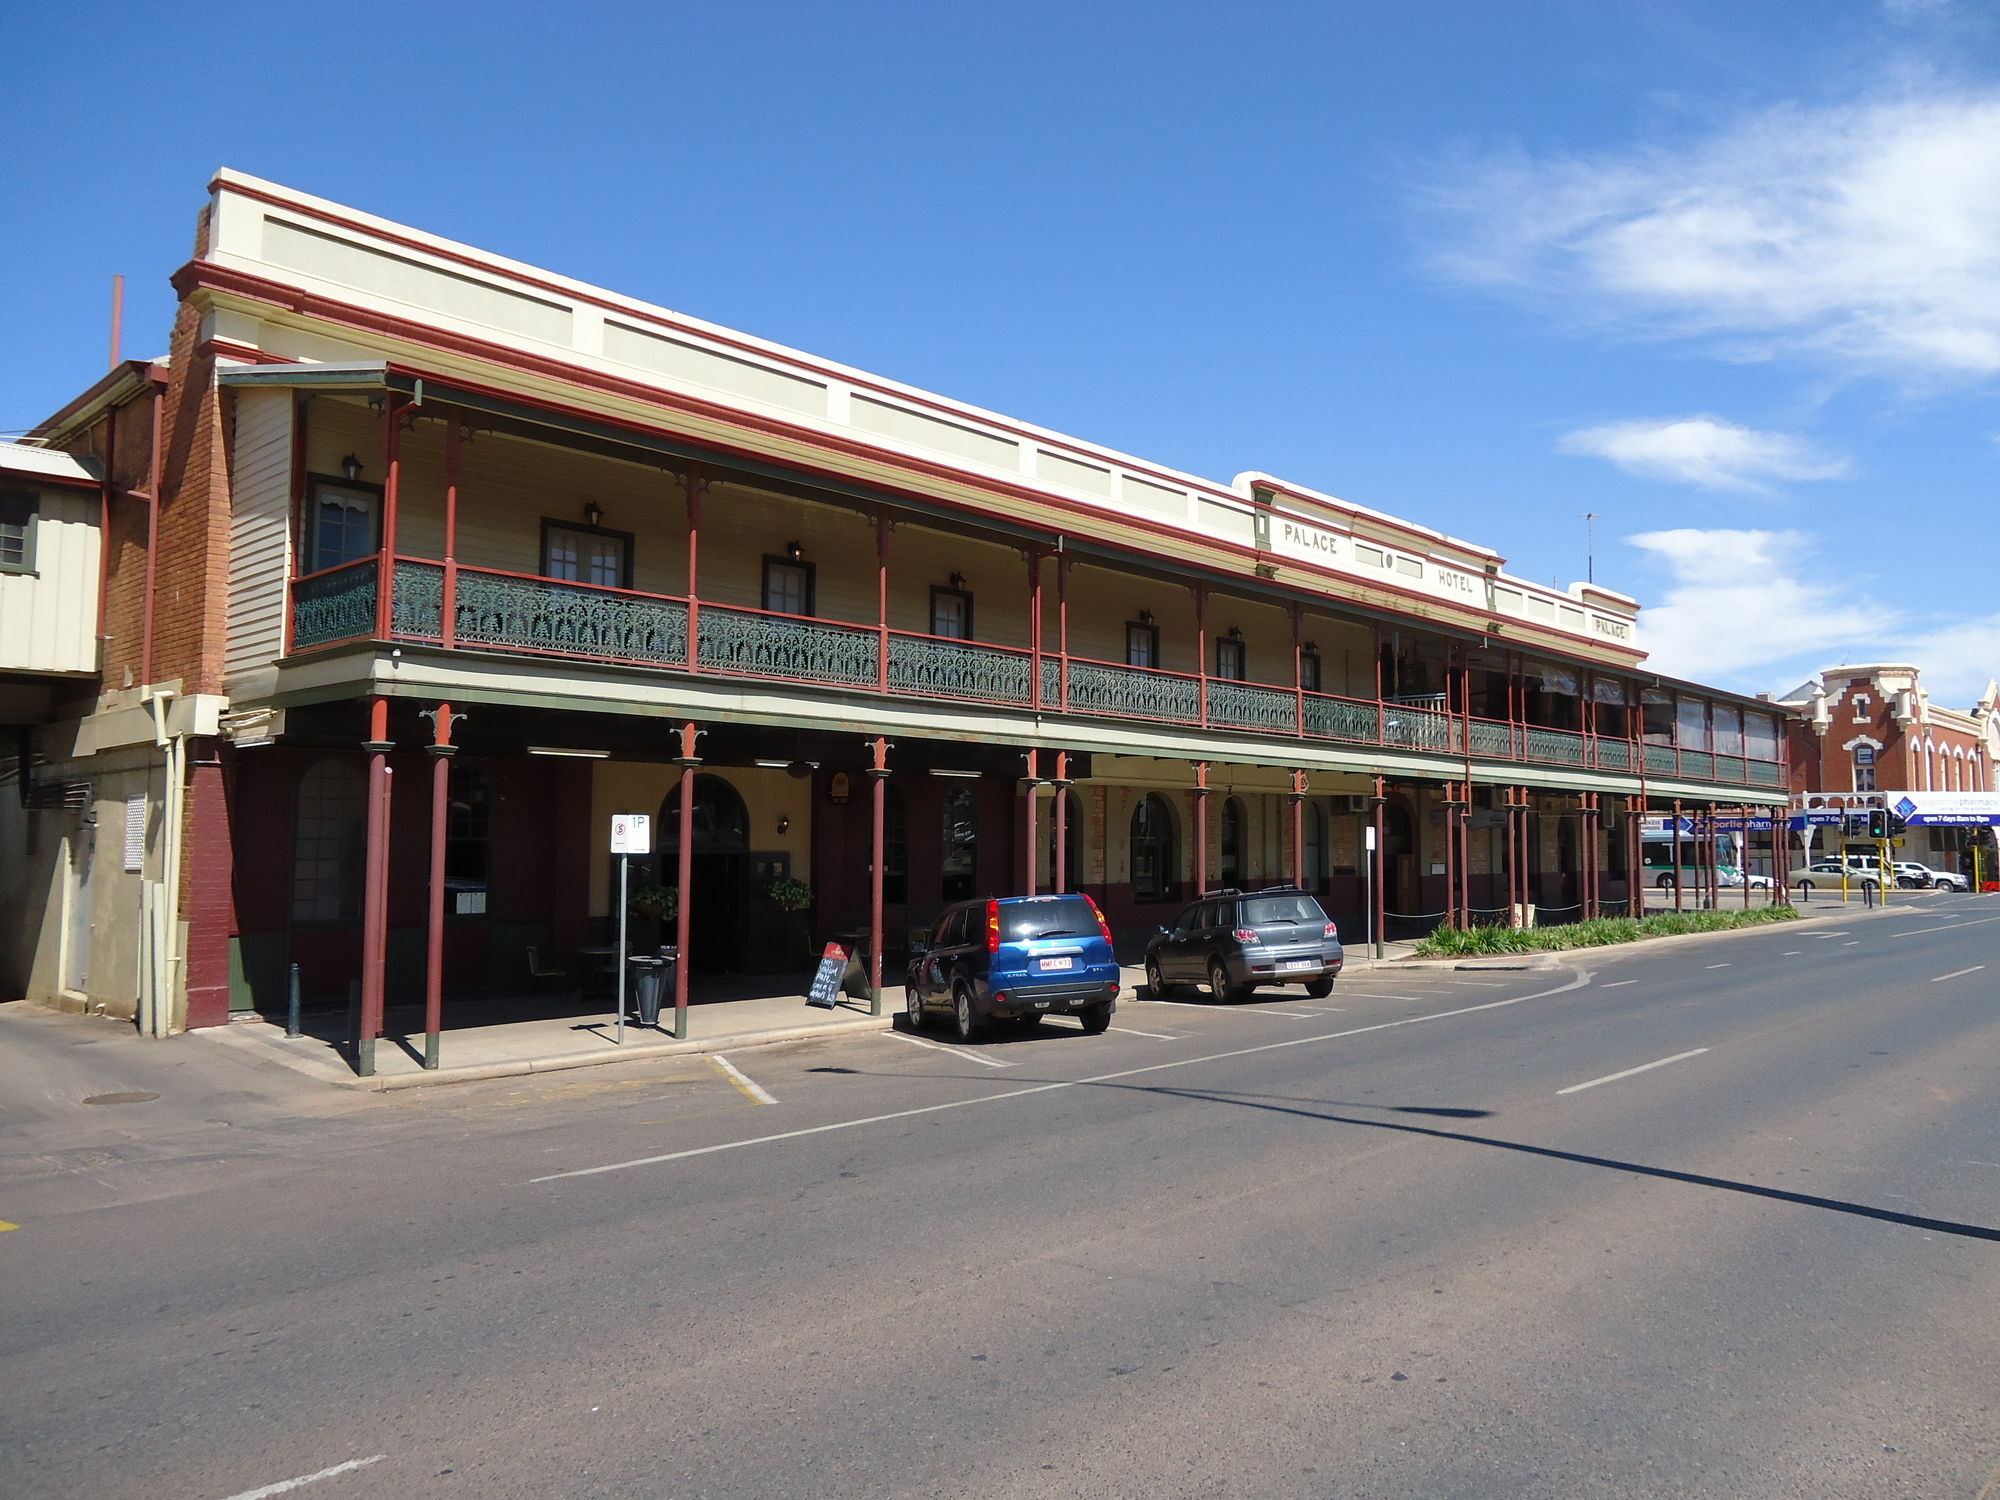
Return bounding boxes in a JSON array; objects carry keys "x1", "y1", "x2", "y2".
[
  {"x1": 0, "y1": 486, "x2": 100, "y2": 675},
  {"x1": 586, "y1": 761, "x2": 814, "y2": 917}
]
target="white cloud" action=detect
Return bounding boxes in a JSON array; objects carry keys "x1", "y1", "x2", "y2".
[
  {"x1": 1626, "y1": 527, "x2": 2000, "y2": 705},
  {"x1": 1423, "y1": 88, "x2": 2000, "y2": 378},
  {"x1": 1626, "y1": 528, "x2": 1897, "y2": 678},
  {"x1": 1558, "y1": 416, "x2": 1848, "y2": 491}
]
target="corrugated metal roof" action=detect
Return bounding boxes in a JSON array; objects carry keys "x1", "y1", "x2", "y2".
[{"x1": 0, "y1": 441, "x2": 100, "y2": 485}]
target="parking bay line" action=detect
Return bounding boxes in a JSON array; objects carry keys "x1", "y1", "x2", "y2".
[
  {"x1": 530, "y1": 969, "x2": 1593, "y2": 1183},
  {"x1": 1107, "y1": 1024, "x2": 1180, "y2": 1040},
  {"x1": 1558, "y1": 1048, "x2": 1710, "y2": 1097},
  {"x1": 1932, "y1": 966, "x2": 1987, "y2": 984},
  {"x1": 711, "y1": 1055, "x2": 777, "y2": 1105},
  {"x1": 885, "y1": 1031, "x2": 1012, "y2": 1068}
]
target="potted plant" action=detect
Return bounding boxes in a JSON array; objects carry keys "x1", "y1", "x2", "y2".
[
  {"x1": 629, "y1": 882, "x2": 677, "y2": 924},
  {"x1": 766, "y1": 876, "x2": 814, "y2": 967}
]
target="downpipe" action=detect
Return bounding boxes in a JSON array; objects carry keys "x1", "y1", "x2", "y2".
[{"x1": 142, "y1": 688, "x2": 184, "y2": 1038}]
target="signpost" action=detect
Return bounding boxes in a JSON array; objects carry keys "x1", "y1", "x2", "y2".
[
  {"x1": 1364, "y1": 823, "x2": 1379, "y2": 959},
  {"x1": 610, "y1": 814, "x2": 652, "y2": 1044}
]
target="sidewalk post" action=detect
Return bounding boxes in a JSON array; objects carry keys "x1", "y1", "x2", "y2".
[
  {"x1": 287, "y1": 962, "x2": 301, "y2": 1039},
  {"x1": 1364, "y1": 822, "x2": 1379, "y2": 960},
  {"x1": 609, "y1": 812, "x2": 654, "y2": 1046}
]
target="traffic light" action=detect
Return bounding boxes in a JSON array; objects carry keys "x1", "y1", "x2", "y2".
[
  {"x1": 1867, "y1": 809, "x2": 1889, "y2": 839},
  {"x1": 1886, "y1": 811, "x2": 1908, "y2": 836}
]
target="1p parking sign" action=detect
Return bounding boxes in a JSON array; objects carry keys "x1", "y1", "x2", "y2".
[{"x1": 611, "y1": 814, "x2": 652, "y2": 855}]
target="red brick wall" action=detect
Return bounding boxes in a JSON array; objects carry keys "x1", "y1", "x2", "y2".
[{"x1": 181, "y1": 745, "x2": 236, "y2": 1029}]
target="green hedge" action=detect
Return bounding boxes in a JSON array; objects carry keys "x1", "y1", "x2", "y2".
[{"x1": 1412, "y1": 905, "x2": 1801, "y2": 957}]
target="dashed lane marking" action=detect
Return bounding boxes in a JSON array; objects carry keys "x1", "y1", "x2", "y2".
[
  {"x1": 1893, "y1": 916, "x2": 2000, "y2": 938},
  {"x1": 219, "y1": 1455, "x2": 387, "y2": 1500},
  {"x1": 711, "y1": 1055, "x2": 777, "y2": 1105},
  {"x1": 1558, "y1": 1048, "x2": 1710, "y2": 1097},
  {"x1": 1704, "y1": 963, "x2": 1731, "y2": 969},
  {"x1": 1600, "y1": 980, "x2": 1638, "y2": 988},
  {"x1": 530, "y1": 969, "x2": 1595, "y2": 1182},
  {"x1": 1932, "y1": 966, "x2": 1987, "y2": 984},
  {"x1": 886, "y1": 1031, "x2": 1012, "y2": 1068}
]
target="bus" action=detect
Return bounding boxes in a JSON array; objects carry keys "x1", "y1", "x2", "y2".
[{"x1": 1639, "y1": 816, "x2": 1765, "y2": 892}]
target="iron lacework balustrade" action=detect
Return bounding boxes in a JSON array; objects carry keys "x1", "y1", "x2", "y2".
[{"x1": 282, "y1": 559, "x2": 1786, "y2": 788}]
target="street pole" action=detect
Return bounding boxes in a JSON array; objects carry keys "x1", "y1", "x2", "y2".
[
  {"x1": 1364, "y1": 822, "x2": 1378, "y2": 961},
  {"x1": 616, "y1": 854, "x2": 628, "y2": 1045}
]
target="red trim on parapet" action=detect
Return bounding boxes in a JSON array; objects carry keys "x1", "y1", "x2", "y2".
[
  {"x1": 176, "y1": 260, "x2": 1645, "y2": 666},
  {"x1": 208, "y1": 178, "x2": 1244, "y2": 505}
]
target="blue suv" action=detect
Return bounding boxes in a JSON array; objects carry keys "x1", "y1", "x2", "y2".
[{"x1": 905, "y1": 893, "x2": 1121, "y2": 1041}]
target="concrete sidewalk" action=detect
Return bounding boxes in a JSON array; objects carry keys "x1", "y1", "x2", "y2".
[{"x1": 206, "y1": 941, "x2": 1430, "y2": 1093}]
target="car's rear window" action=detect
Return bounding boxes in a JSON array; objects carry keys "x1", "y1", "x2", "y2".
[
  {"x1": 1242, "y1": 895, "x2": 1327, "y2": 926},
  {"x1": 999, "y1": 895, "x2": 1099, "y2": 941}
]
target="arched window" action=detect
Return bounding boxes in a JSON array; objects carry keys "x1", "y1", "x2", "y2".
[
  {"x1": 292, "y1": 758, "x2": 366, "y2": 922},
  {"x1": 883, "y1": 782, "x2": 909, "y2": 905},
  {"x1": 941, "y1": 787, "x2": 978, "y2": 902},
  {"x1": 1130, "y1": 793, "x2": 1177, "y2": 903},
  {"x1": 1220, "y1": 797, "x2": 1246, "y2": 887},
  {"x1": 1304, "y1": 802, "x2": 1327, "y2": 891}
]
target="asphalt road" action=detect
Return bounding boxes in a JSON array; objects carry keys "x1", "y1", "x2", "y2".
[{"x1": 3, "y1": 893, "x2": 1997, "y2": 1499}]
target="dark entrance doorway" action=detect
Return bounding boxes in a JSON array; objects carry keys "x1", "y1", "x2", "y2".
[
  {"x1": 1383, "y1": 799, "x2": 1418, "y2": 935},
  {"x1": 661, "y1": 773, "x2": 752, "y2": 974}
]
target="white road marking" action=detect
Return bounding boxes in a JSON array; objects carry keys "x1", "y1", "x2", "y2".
[
  {"x1": 1558, "y1": 1048, "x2": 1709, "y2": 1097},
  {"x1": 530, "y1": 970, "x2": 1594, "y2": 1182},
  {"x1": 1704, "y1": 963, "x2": 1731, "y2": 969},
  {"x1": 1136, "y1": 997, "x2": 1310, "y2": 1016},
  {"x1": 1931, "y1": 966, "x2": 1987, "y2": 983},
  {"x1": 886, "y1": 1031, "x2": 1012, "y2": 1068},
  {"x1": 1449, "y1": 981, "x2": 1506, "y2": 987},
  {"x1": 1292, "y1": 1005, "x2": 1346, "y2": 1013},
  {"x1": 1600, "y1": 980, "x2": 1638, "y2": 988},
  {"x1": 1107, "y1": 1025, "x2": 1179, "y2": 1039},
  {"x1": 1781, "y1": 951, "x2": 1803, "y2": 956},
  {"x1": 220, "y1": 1455, "x2": 387, "y2": 1500},
  {"x1": 1805, "y1": 932, "x2": 1850, "y2": 938},
  {"x1": 1339, "y1": 993, "x2": 1430, "y2": 1001},
  {"x1": 711, "y1": 1055, "x2": 776, "y2": 1105},
  {"x1": 1842, "y1": 941, "x2": 1861, "y2": 946},
  {"x1": 1894, "y1": 916, "x2": 2000, "y2": 938}
]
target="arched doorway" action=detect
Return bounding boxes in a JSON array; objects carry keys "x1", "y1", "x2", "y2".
[
  {"x1": 660, "y1": 773, "x2": 752, "y2": 974},
  {"x1": 1382, "y1": 798, "x2": 1417, "y2": 932},
  {"x1": 1130, "y1": 793, "x2": 1178, "y2": 904},
  {"x1": 1043, "y1": 788, "x2": 1083, "y2": 891}
]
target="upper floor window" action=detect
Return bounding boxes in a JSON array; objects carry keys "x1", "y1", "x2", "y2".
[
  {"x1": 305, "y1": 479, "x2": 379, "y2": 572},
  {"x1": 763, "y1": 556, "x2": 815, "y2": 616},
  {"x1": 1852, "y1": 693, "x2": 1872, "y2": 721},
  {"x1": 1215, "y1": 636, "x2": 1247, "y2": 681},
  {"x1": 0, "y1": 488, "x2": 35, "y2": 574},
  {"x1": 1126, "y1": 619, "x2": 1160, "y2": 669},
  {"x1": 1299, "y1": 649, "x2": 1322, "y2": 693},
  {"x1": 542, "y1": 521, "x2": 631, "y2": 589},
  {"x1": 1854, "y1": 743, "x2": 1877, "y2": 792},
  {"x1": 930, "y1": 586, "x2": 973, "y2": 639}
]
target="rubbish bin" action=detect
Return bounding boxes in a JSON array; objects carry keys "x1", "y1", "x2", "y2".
[{"x1": 628, "y1": 955, "x2": 667, "y2": 1027}]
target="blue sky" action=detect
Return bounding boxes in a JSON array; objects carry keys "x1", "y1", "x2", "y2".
[{"x1": 7, "y1": 0, "x2": 1998, "y2": 704}]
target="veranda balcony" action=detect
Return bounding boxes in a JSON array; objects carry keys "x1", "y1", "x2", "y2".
[{"x1": 287, "y1": 554, "x2": 1787, "y2": 790}]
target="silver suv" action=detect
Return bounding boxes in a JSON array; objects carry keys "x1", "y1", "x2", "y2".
[{"x1": 1143, "y1": 886, "x2": 1343, "y2": 1003}]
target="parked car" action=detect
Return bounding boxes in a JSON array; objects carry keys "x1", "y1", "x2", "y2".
[
  {"x1": 905, "y1": 893, "x2": 1121, "y2": 1041},
  {"x1": 1788, "y1": 859, "x2": 1884, "y2": 892},
  {"x1": 1891, "y1": 861, "x2": 1969, "y2": 892},
  {"x1": 1144, "y1": 885, "x2": 1343, "y2": 1003}
]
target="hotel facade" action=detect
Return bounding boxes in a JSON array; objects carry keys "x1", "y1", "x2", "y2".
[{"x1": 1, "y1": 172, "x2": 1793, "y2": 1069}]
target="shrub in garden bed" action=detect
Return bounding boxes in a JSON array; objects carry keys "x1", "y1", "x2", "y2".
[{"x1": 1413, "y1": 905, "x2": 1800, "y2": 957}]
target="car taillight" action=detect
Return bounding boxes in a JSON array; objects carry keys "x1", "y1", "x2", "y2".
[
  {"x1": 1232, "y1": 928, "x2": 1258, "y2": 944},
  {"x1": 985, "y1": 899, "x2": 1001, "y2": 953},
  {"x1": 1085, "y1": 893, "x2": 1114, "y2": 945},
  {"x1": 1323, "y1": 921, "x2": 1339, "y2": 940}
]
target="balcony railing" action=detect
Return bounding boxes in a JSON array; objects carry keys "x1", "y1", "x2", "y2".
[{"x1": 284, "y1": 558, "x2": 1786, "y2": 789}]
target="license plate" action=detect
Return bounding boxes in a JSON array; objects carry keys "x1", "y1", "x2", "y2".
[
  {"x1": 1038, "y1": 956, "x2": 1074, "y2": 971},
  {"x1": 1283, "y1": 959, "x2": 1318, "y2": 972}
]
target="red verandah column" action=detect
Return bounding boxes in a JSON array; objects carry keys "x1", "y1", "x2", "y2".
[
  {"x1": 684, "y1": 462, "x2": 703, "y2": 671},
  {"x1": 357, "y1": 695, "x2": 394, "y2": 1078},
  {"x1": 1023, "y1": 748, "x2": 1041, "y2": 897},
  {"x1": 868, "y1": 736, "x2": 889, "y2": 1009},
  {"x1": 373, "y1": 396, "x2": 402, "y2": 641},
  {"x1": 672, "y1": 721, "x2": 702, "y2": 1040},
  {"x1": 1193, "y1": 762, "x2": 1211, "y2": 894},
  {"x1": 423, "y1": 702, "x2": 456, "y2": 1070},
  {"x1": 1290, "y1": 769, "x2": 1307, "y2": 888},
  {"x1": 1052, "y1": 751, "x2": 1071, "y2": 893}
]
